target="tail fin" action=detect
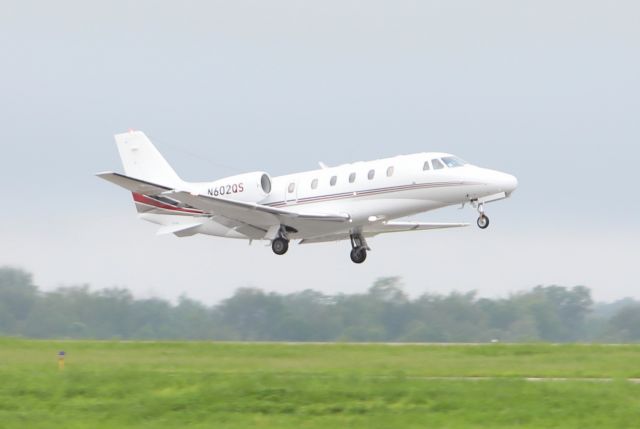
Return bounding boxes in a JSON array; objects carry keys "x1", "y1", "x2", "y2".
[{"x1": 114, "y1": 131, "x2": 183, "y2": 188}]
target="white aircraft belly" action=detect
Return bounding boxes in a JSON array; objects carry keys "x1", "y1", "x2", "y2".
[{"x1": 282, "y1": 185, "x2": 457, "y2": 223}]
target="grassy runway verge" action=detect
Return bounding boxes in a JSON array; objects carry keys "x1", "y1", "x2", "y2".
[{"x1": 1, "y1": 338, "x2": 639, "y2": 428}]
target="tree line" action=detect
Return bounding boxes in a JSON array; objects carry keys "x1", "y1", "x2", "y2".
[{"x1": 1, "y1": 266, "x2": 639, "y2": 342}]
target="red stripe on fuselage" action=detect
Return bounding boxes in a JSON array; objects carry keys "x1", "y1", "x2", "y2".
[{"x1": 132, "y1": 193, "x2": 205, "y2": 214}]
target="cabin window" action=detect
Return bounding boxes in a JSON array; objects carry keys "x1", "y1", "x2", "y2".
[
  {"x1": 423, "y1": 161, "x2": 430, "y2": 171},
  {"x1": 368, "y1": 169, "x2": 375, "y2": 180},
  {"x1": 386, "y1": 166, "x2": 394, "y2": 177},
  {"x1": 432, "y1": 159, "x2": 444, "y2": 170},
  {"x1": 349, "y1": 172, "x2": 356, "y2": 183},
  {"x1": 288, "y1": 182, "x2": 295, "y2": 193},
  {"x1": 330, "y1": 175, "x2": 337, "y2": 186},
  {"x1": 311, "y1": 178, "x2": 318, "y2": 189}
]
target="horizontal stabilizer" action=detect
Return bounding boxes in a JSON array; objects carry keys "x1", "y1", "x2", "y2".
[{"x1": 96, "y1": 171, "x2": 170, "y2": 195}]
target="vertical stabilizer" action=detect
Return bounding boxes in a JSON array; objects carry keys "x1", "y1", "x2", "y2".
[{"x1": 114, "y1": 131, "x2": 183, "y2": 188}]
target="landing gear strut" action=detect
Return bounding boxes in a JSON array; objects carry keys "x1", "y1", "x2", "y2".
[
  {"x1": 349, "y1": 233, "x2": 368, "y2": 264},
  {"x1": 476, "y1": 202, "x2": 490, "y2": 229}
]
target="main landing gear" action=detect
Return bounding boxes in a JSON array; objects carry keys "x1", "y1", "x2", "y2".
[
  {"x1": 350, "y1": 233, "x2": 369, "y2": 264},
  {"x1": 271, "y1": 225, "x2": 290, "y2": 255},
  {"x1": 475, "y1": 202, "x2": 490, "y2": 229},
  {"x1": 271, "y1": 237, "x2": 289, "y2": 255}
]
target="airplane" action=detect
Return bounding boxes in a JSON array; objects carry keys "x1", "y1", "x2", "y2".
[{"x1": 97, "y1": 130, "x2": 518, "y2": 264}]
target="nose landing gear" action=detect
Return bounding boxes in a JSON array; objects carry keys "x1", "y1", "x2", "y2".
[
  {"x1": 474, "y1": 201, "x2": 490, "y2": 229},
  {"x1": 477, "y1": 215, "x2": 490, "y2": 229}
]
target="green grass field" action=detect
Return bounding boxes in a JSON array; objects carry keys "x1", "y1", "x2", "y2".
[{"x1": 1, "y1": 338, "x2": 640, "y2": 428}]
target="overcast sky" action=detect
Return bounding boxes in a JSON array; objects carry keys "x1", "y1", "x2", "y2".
[{"x1": 1, "y1": 1, "x2": 638, "y2": 304}]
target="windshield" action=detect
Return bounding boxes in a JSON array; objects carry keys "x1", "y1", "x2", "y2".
[{"x1": 441, "y1": 156, "x2": 467, "y2": 168}]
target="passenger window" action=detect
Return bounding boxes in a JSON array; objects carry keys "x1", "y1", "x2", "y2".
[
  {"x1": 432, "y1": 159, "x2": 444, "y2": 170},
  {"x1": 330, "y1": 176, "x2": 337, "y2": 186},
  {"x1": 311, "y1": 178, "x2": 318, "y2": 189},
  {"x1": 423, "y1": 161, "x2": 430, "y2": 171},
  {"x1": 288, "y1": 182, "x2": 295, "y2": 193},
  {"x1": 349, "y1": 172, "x2": 356, "y2": 183},
  {"x1": 386, "y1": 166, "x2": 394, "y2": 177},
  {"x1": 368, "y1": 169, "x2": 375, "y2": 180}
]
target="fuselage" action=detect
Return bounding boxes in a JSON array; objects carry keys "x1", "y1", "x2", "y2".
[{"x1": 138, "y1": 152, "x2": 517, "y2": 241}]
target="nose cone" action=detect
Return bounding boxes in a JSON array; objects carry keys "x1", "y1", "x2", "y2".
[{"x1": 499, "y1": 173, "x2": 518, "y2": 195}]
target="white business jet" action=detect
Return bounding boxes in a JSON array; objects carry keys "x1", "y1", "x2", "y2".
[{"x1": 98, "y1": 131, "x2": 517, "y2": 263}]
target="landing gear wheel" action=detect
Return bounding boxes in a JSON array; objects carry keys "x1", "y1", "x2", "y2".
[
  {"x1": 350, "y1": 247, "x2": 367, "y2": 264},
  {"x1": 477, "y1": 215, "x2": 490, "y2": 229},
  {"x1": 271, "y1": 237, "x2": 289, "y2": 255}
]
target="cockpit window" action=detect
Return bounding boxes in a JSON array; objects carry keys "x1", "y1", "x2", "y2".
[
  {"x1": 441, "y1": 156, "x2": 467, "y2": 168},
  {"x1": 423, "y1": 161, "x2": 430, "y2": 171},
  {"x1": 432, "y1": 159, "x2": 444, "y2": 170}
]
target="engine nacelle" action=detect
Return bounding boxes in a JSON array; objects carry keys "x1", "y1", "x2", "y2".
[{"x1": 192, "y1": 172, "x2": 272, "y2": 203}]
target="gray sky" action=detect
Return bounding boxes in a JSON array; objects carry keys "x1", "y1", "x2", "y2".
[{"x1": 1, "y1": 1, "x2": 638, "y2": 303}]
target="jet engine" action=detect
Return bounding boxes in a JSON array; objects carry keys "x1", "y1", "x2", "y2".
[{"x1": 195, "y1": 172, "x2": 272, "y2": 203}]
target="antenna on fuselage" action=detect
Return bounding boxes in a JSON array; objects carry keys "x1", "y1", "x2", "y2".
[{"x1": 318, "y1": 162, "x2": 329, "y2": 169}]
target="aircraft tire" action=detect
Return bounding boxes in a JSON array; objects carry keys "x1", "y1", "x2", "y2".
[
  {"x1": 272, "y1": 238, "x2": 289, "y2": 255},
  {"x1": 477, "y1": 215, "x2": 490, "y2": 229},
  {"x1": 350, "y1": 247, "x2": 367, "y2": 264}
]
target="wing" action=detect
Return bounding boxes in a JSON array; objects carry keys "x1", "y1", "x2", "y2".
[
  {"x1": 367, "y1": 221, "x2": 469, "y2": 233},
  {"x1": 166, "y1": 191, "x2": 350, "y2": 235},
  {"x1": 299, "y1": 221, "x2": 468, "y2": 244},
  {"x1": 97, "y1": 172, "x2": 350, "y2": 237}
]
